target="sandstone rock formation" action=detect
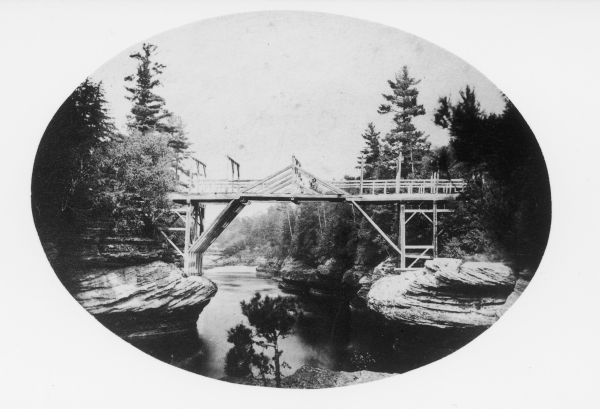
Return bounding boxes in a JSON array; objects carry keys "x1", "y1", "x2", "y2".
[
  {"x1": 255, "y1": 258, "x2": 283, "y2": 276},
  {"x1": 279, "y1": 257, "x2": 348, "y2": 296},
  {"x1": 68, "y1": 261, "x2": 217, "y2": 338},
  {"x1": 366, "y1": 258, "x2": 518, "y2": 329}
]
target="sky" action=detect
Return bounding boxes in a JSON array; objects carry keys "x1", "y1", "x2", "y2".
[{"x1": 91, "y1": 11, "x2": 506, "y2": 183}]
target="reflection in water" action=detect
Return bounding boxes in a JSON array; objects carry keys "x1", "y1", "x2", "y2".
[{"x1": 127, "y1": 265, "x2": 483, "y2": 381}]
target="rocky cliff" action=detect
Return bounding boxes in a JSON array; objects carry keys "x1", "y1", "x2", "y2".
[
  {"x1": 67, "y1": 261, "x2": 217, "y2": 338},
  {"x1": 42, "y1": 228, "x2": 217, "y2": 338},
  {"x1": 278, "y1": 256, "x2": 347, "y2": 297},
  {"x1": 366, "y1": 258, "x2": 520, "y2": 328}
]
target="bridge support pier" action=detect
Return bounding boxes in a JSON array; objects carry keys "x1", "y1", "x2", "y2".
[
  {"x1": 398, "y1": 204, "x2": 406, "y2": 269},
  {"x1": 183, "y1": 202, "x2": 205, "y2": 276}
]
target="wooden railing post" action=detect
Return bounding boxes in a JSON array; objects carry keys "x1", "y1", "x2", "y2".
[
  {"x1": 359, "y1": 156, "x2": 364, "y2": 195},
  {"x1": 433, "y1": 202, "x2": 438, "y2": 258}
]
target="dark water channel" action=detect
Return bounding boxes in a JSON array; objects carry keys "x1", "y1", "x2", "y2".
[{"x1": 128, "y1": 265, "x2": 483, "y2": 381}]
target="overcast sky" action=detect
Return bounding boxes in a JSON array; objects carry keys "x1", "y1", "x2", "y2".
[{"x1": 92, "y1": 11, "x2": 505, "y2": 182}]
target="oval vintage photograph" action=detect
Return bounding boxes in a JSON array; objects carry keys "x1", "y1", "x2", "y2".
[{"x1": 31, "y1": 11, "x2": 551, "y2": 388}]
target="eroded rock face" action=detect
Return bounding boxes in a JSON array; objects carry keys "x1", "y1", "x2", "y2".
[
  {"x1": 366, "y1": 258, "x2": 518, "y2": 329},
  {"x1": 255, "y1": 258, "x2": 282, "y2": 276},
  {"x1": 280, "y1": 256, "x2": 317, "y2": 282},
  {"x1": 68, "y1": 261, "x2": 217, "y2": 337},
  {"x1": 56, "y1": 234, "x2": 172, "y2": 267},
  {"x1": 279, "y1": 257, "x2": 349, "y2": 296}
]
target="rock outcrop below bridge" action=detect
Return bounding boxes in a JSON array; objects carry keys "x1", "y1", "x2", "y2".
[
  {"x1": 69, "y1": 261, "x2": 217, "y2": 338},
  {"x1": 366, "y1": 258, "x2": 520, "y2": 328}
]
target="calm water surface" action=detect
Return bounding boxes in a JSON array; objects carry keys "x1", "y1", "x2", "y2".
[{"x1": 128, "y1": 265, "x2": 481, "y2": 380}]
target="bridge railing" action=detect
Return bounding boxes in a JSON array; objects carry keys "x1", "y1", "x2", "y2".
[
  {"x1": 331, "y1": 179, "x2": 467, "y2": 195},
  {"x1": 189, "y1": 179, "x2": 256, "y2": 194},
  {"x1": 184, "y1": 178, "x2": 466, "y2": 196}
]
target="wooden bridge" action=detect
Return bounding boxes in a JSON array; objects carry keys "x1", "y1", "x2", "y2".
[{"x1": 165, "y1": 156, "x2": 466, "y2": 276}]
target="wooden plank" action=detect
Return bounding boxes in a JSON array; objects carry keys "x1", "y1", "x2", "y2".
[
  {"x1": 405, "y1": 208, "x2": 452, "y2": 213},
  {"x1": 433, "y1": 202, "x2": 438, "y2": 258},
  {"x1": 400, "y1": 204, "x2": 406, "y2": 269},
  {"x1": 267, "y1": 175, "x2": 297, "y2": 194},
  {"x1": 183, "y1": 202, "x2": 192, "y2": 275},
  {"x1": 158, "y1": 230, "x2": 184, "y2": 257},
  {"x1": 241, "y1": 165, "x2": 291, "y2": 193},
  {"x1": 251, "y1": 169, "x2": 293, "y2": 193},
  {"x1": 297, "y1": 166, "x2": 347, "y2": 195},
  {"x1": 350, "y1": 200, "x2": 402, "y2": 256},
  {"x1": 408, "y1": 248, "x2": 431, "y2": 268}
]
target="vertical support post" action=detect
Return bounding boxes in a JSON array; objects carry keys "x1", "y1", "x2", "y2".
[
  {"x1": 196, "y1": 205, "x2": 205, "y2": 275},
  {"x1": 359, "y1": 156, "x2": 364, "y2": 195},
  {"x1": 396, "y1": 146, "x2": 403, "y2": 194},
  {"x1": 183, "y1": 201, "x2": 192, "y2": 275},
  {"x1": 432, "y1": 202, "x2": 438, "y2": 258},
  {"x1": 399, "y1": 203, "x2": 406, "y2": 269}
]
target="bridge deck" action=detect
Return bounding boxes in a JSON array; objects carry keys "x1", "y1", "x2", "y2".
[
  {"x1": 170, "y1": 178, "x2": 466, "y2": 204},
  {"x1": 165, "y1": 162, "x2": 466, "y2": 276}
]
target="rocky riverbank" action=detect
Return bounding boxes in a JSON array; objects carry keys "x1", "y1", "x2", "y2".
[
  {"x1": 43, "y1": 230, "x2": 218, "y2": 338},
  {"x1": 68, "y1": 261, "x2": 217, "y2": 338},
  {"x1": 261, "y1": 255, "x2": 528, "y2": 329},
  {"x1": 223, "y1": 365, "x2": 392, "y2": 389},
  {"x1": 366, "y1": 258, "x2": 519, "y2": 328}
]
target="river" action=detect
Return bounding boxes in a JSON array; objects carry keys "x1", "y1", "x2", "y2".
[{"x1": 127, "y1": 264, "x2": 482, "y2": 381}]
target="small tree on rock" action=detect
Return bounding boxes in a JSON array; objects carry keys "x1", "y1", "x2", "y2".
[{"x1": 225, "y1": 293, "x2": 299, "y2": 387}]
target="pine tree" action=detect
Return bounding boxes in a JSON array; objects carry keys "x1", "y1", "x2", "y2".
[
  {"x1": 124, "y1": 43, "x2": 172, "y2": 133},
  {"x1": 378, "y1": 66, "x2": 430, "y2": 177},
  {"x1": 434, "y1": 85, "x2": 485, "y2": 167},
  {"x1": 32, "y1": 78, "x2": 116, "y2": 230},
  {"x1": 240, "y1": 293, "x2": 298, "y2": 387},
  {"x1": 164, "y1": 114, "x2": 191, "y2": 179},
  {"x1": 358, "y1": 122, "x2": 382, "y2": 178}
]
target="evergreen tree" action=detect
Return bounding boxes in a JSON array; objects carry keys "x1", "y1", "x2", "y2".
[
  {"x1": 164, "y1": 114, "x2": 191, "y2": 179},
  {"x1": 124, "y1": 43, "x2": 172, "y2": 133},
  {"x1": 240, "y1": 293, "x2": 299, "y2": 387},
  {"x1": 32, "y1": 78, "x2": 116, "y2": 233},
  {"x1": 378, "y1": 66, "x2": 431, "y2": 176},
  {"x1": 434, "y1": 89, "x2": 551, "y2": 269},
  {"x1": 224, "y1": 324, "x2": 255, "y2": 378},
  {"x1": 434, "y1": 86, "x2": 487, "y2": 167},
  {"x1": 358, "y1": 122, "x2": 382, "y2": 178}
]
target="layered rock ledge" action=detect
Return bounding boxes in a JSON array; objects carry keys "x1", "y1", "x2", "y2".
[
  {"x1": 69, "y1": 261, "x2": 217, "y2": 338},
  {"x1": 278, "y1": 257, "x2": 346, "y2": 297},
  {"x1": 366, "y1": 258, "x2": 519, "y2": 329}
]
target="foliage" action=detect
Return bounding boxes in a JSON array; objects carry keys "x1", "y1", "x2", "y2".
[
  {"x1": 349, "y1": 350, "x2": 376, "y2": 371},
  {"x1": 32, "y1": 78, "x2": 116, "y2": 236},
  {"x1": 378, "y1": 66, "x2": 431, "y2": 177},
  {"x1": 164, "y1": 114, "x2": 192, "y2": 182},
  {"x1": 224, "y1": 324, "x2": 255, "y2": 377},
  {"x1": 435, "y1": 88, "x2": 551, "y2": 269},
  {"x1": 224, "y1": 293, "x2": 299, "y2": 387},
  {"x1": 358, "y1": 122, "x2": 382, "y2": 178},
  {"x1": 124, "y1": 43, "x2": 173, "y2": 134},
  {"x1": 92, "y1": 131, "x2": 176, "y2": 234}
]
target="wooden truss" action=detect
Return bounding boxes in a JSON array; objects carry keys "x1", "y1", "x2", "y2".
[{"x1": 162, "y1": 157, "x2": 452, "y2": 276}]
